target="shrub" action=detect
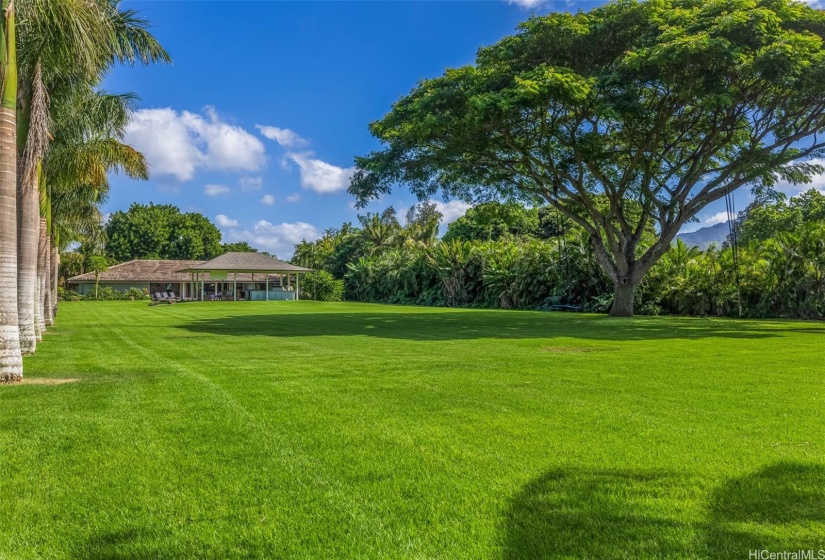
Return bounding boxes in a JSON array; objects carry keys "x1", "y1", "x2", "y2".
[
  {"x1": 58, "y1": 286, "x2": 151, "y2": 301},
  {"x1": 302, "y1": 271, "x2": 344, "y2": 302}
]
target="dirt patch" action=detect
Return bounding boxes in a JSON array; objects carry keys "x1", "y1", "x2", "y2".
[
  {"x1": 540, "y1": 346, "x2": 618, "y2": 353},
  {"x1": 1, "y1": 377, "x2": 81, "y2": 386}
]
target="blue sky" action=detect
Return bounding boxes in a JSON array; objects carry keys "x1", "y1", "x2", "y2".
[{"x1": 104, "y1": 0, "x2": 822, "y2": 257}]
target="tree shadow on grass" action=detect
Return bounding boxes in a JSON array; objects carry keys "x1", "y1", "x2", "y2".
[
  {"x1": 73, "y1": 526, "x2": 276, "y2": 560},
  {"x1": 704, "y1": 462, "x2": 825, "y2": 558},
  {"x1": 501, "y1": 462, "x2": 825, "y2": 560},
  {"x1": 501, "y1": 468, "x2": 699, "y2": 559},
  {"x1": 173, "y1": 311, "x2": 804, "y2": 342}
]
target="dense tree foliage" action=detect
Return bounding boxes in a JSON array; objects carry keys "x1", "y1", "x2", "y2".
[
  {"x1": 446, "y1": 202, "x2": 537, "y2": 242},
  {"x1": 105, "y1": 203, "x2": 222, "y2": 262},
  {"x1": 220, "y1": 242, "x2": 258, "y2": 254},
  {"x1": 294, "y1": 191, "x2": 825, "y2": 318},
  {"x1": 350, "y1": 0, "x2": 825, "y2": 316}
]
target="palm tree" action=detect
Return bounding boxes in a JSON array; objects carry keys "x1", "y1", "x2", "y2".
[
  {"x1": 357, "y1": 208, "x2": 402, "y2": 255},
  {"x1": 44, "y1": 86, "x2": 150, "y2": 322},
  {"x1": 14, "y1": 0, "x2": 168, "y2": 353},
  {"x1": 0, "y1": 0, "x2": 22, "y2": 380}
]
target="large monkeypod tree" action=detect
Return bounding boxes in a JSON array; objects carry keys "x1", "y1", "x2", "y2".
[{"x1": 349, "y1": 0, "x2": 825, "y2": 316}]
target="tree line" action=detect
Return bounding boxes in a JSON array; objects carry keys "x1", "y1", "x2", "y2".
[
  {"x1": 0, "y1": 2, "x2": 169, "y2": 382},
  {"x1": 293, "y1": 194, "x2": 825, "y2": 319}
]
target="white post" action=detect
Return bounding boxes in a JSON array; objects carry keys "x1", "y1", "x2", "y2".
[
  {"x1": 266, "y1": 271, "x2": 269, "y2": 301},
  {"x1": 233, "y1": 272, "x2": 237, "y2": 301},
  {"x1": 200, "y1": 273, "x2": 204, "y2": 301},
  {"x1": 296, "y1": 274, "x2": 299, "y2": 301}
]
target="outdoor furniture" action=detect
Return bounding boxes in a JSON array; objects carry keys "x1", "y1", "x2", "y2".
[
  {"x1": 550, "y1": 303, "x2": 583, "y2": 312},
  {"x1": 154, "y1": 292, "x2": 167, "y2": 301},
  {"x1": 168, "y1": 291, "x2": 181, "y2": 301}
]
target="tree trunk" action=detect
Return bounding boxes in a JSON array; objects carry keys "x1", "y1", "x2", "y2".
[
  {"x1": 17, "y1": 174, "x2": 38, "y2": 352},
  {"x1": 0, "y1": 2, "x2": 22, "y2": 381},
  {"x1": 0, "y1": 109, "x2": 21, "y2": 377},
  {"x1": 38, "y1": 217, "x2": 48, "y2": 329},
  {"x1": 51, "y1": 246, "x2": 58, "y2": 318},
  {"x1": 610, "y1": 278, "x2": 637, "y2": 317}
]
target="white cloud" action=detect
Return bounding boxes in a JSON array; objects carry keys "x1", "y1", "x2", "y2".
[
  {"x1": 123, "y1": 108, "x2": 201, "y2": 181},
  {"x1": 430, "y1": 199, "x2": 472, "y2": 225},
  {"x1": 260, "y1": 194, "x2": 275, "y2": 206},
  {"x1": 204, "y1": 184, "x2": 231, "y2": 197},
  {"x1": 215, "y1": 214, "x2": 239, "y2": 228},
  {"x1": 509, "y1": 0, "x2": 546, "y2": 7},
  {"x1": 240, "y1": 176, "x2": 263, "y2": 192},
  {"x1": 224, "y1": 220, "x2": 320, "y2": 259},
  {"x1": 286, "y1": 152, "x2": 355, "y2": 194},
  {"x1": 255, "y1": 125, "x2": 309, "y2": 148},
  {"x1": 285, "y1": 193, "x2": 301, "y2": 203},
  {"x1": 124, "y1": 107, "x2": 265, "y2": 182},
  {"x1": 704, "y1": 211, "x2": 730, "y2": 226}
]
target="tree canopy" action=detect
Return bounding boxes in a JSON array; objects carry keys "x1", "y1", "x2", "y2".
[
  {"x1": 350, "y1": 0, "x2": 825, "y2": 315},
  {"x1": 105, "y1": 203, "x2": 222, "y2": 262},
  {"x1": 220, "y1": 242, "x2": 259, "y2": 254}
]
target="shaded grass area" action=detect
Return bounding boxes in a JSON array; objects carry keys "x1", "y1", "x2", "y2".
[{"x1": 1, "y1": 301, "x2": 823, "y2": 559}]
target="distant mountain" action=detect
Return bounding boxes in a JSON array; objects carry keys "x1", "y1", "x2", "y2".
[{"x1": 676, "y1": 221, "x2": 730, "y2": 250}]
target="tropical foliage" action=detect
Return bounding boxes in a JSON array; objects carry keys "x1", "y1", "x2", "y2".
[
  {"x1": 350, "y1": 0, "x2": 825, "y2": 316},
  {"x1": 294, "y1": 193, "x2": 825, "y2": 319}
]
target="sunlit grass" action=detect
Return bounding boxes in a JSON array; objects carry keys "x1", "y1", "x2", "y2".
[{"x1": 1, "y1": 301, "x2": 823, "y2": 559}]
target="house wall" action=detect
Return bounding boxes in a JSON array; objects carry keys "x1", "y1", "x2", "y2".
[{"x1": 73, "y1": 282, "x2": 150, "y2": 296}]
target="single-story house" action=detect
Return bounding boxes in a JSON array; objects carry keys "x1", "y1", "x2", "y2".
[{"x1": 67, "y1": 252, "x2": 312, "y2": 301}]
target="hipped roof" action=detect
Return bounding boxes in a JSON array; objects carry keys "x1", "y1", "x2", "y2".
[
  {"x1": 178, "y1": 252, "x2": 311, "y2": 273},
  {"x1": 68, "y1": 260, "x2": 202, "y2": 283}
]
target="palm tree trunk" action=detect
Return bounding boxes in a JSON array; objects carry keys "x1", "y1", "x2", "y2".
[
  {"x1": 17, "y1": 170, "x2": 38, "y2": 352},
  {"x1": 51, "y1": 245, "x2": 58, "y2": 319},
  {"x1": 37, "y1": 216, "x2": 48, "y2": 332},
  {"x1": 0, "y1": 0, "x2": 22, "y2": 380},
  {"x1": 17, "y1": 61, "x2": 47, "y2": 354},
  {"x1": 44, "y1": 234, "x2": 53, "y2": 326}
]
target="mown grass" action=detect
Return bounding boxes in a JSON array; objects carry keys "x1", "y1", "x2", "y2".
[{"x1": 1, "y1": 301, "x2": 823, "y2": 559}]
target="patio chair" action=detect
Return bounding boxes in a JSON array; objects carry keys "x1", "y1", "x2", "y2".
[
  {"x1": 154, "y1": 292, "x2": 168, "y2": 301},
  {"x1": 168, "y1": 291, "x2": 181, "y2": 301}
]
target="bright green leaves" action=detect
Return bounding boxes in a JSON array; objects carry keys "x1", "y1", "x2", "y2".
[
  {"x1": 512, "y1": 66, "x2": 595, "y2": 105},
  {"x1": 105, "y1": 203, "x2": 223, "y2": 262}
]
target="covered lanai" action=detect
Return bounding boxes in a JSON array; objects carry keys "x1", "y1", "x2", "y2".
[{"x1": 178, "y1": 252, "x2": 312, "y2": 301}]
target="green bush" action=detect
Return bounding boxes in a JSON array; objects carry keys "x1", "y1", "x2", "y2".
[
  {"x1": 58, "y1": 286, "x2": 150, "y2": 301},
  {"x1": 302, "y1": 271, "x2": 344, "y2": 302}
]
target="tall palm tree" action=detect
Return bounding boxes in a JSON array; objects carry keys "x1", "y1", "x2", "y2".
[
  {"x1": 46, "y1": 87, "x2": 148, "y2": 318},
  {"x1": 15, "y1": 0, "x2": 167, "y2": 353},
  {"x1": 0, "y1": 0, "x2": 21, "y2": 380}
]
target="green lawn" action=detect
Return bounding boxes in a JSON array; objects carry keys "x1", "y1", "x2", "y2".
[{"x1": 1, "y1": 301, "x2": 823, "y2": 559}]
